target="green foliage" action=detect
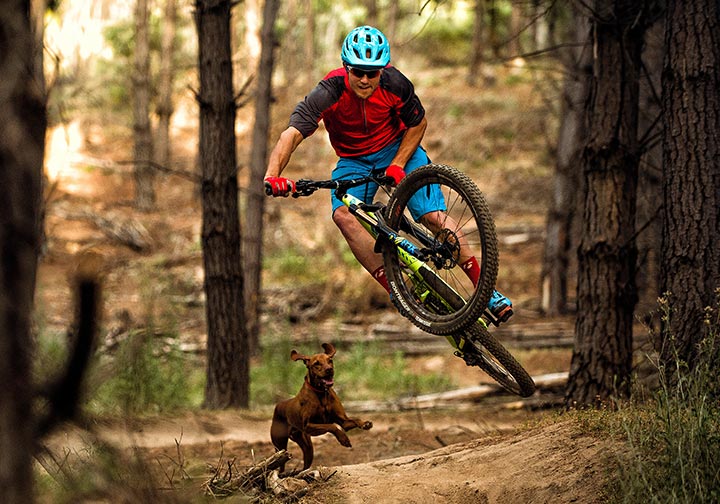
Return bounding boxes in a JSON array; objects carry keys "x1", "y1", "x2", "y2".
[
  {"x1": 251, "y1": 337, "x2": 454, "y2": 406},
  {"x1": 339, "y1": 240, "x2": 358, "y2": 267},
  {"x1": 32, "y1": 286, "x2": 203, "y2": 417},
  {"x1": 104, "y1": 20, "x2": 139, "y2": 59},
  {"x1": 251, "y1": 337, "x2": 308, "y2": 405},
  {"x1": 335, "y1": 342, "x2": 454, "y2": 401},
  {"x1": 606, "y1": 293, "x2": 720, "y2": 503},
  {"x1": 264, "y1": 245, "x2": 331, "y2": 283},
  {"x1": 447, "y1": 103, "x2": 465, "y2": 119},
  {"x1": 32, "y1": 329, "x2": 70, "y2": 383},
  {"x1": 414, "y1": 22, "x2": 473, "y2": 66},
  {"x1": 35, "y1": 439, "x2": 185, "y2": 504},
  {"x1": 48, "y1": 12, "x2": 195, "y2": 126},
  {"x1": 96, "y1": 17, "x2": 162, "y2": 114},
  {"x1": 87, "y1": 330, "x2": 205, "y2": 415},
  {"x1": 504, "y1": 72, "x2": 527, "y2": 86},
  {"x1": 103, "y1": 15, "x2": 167, "y2": 61}
]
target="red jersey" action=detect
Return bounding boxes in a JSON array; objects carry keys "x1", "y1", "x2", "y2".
[{"x1": 288, "y1": 66, "x2": 425, "y2": 157}]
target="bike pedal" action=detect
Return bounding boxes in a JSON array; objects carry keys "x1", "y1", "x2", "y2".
[
  {"x1": 496, "y1": 306, "x2": 514, "y2": 323},
  {"x1": 483, "y1": 309, "x2": 511, "y2": 328},
  {"x1": 482, "y1": 312, "x2": 498, "y2": 327}
]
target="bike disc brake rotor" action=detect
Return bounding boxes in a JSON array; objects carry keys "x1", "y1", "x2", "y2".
[{"x1": 433, "y1": 228, "x2": 461, "y2": 269}]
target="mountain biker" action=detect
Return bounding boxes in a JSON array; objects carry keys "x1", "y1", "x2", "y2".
[{"x1": 264, "y1": 25, "x2": 513, "y2": 323}]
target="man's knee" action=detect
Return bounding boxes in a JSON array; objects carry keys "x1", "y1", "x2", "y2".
[
  {"x1": 333, "y1": 207, "x2": 363, "y2": 236},
  {"x1": 332, "y1": 207, "x2": 351, "y2": 227}
]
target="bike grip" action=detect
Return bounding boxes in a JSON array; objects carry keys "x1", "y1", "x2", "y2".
[{"x1": 264, "y1": 181, "x2": 273, "y2": 196}]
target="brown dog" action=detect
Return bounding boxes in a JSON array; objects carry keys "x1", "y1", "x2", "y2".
[{"x1": 270, "y1": 342, "x2": 372, "y2": 471}]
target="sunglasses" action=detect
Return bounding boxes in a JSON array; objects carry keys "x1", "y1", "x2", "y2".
[{"x1": 347, "y1": 66, "x2": 382, "y2": 79}]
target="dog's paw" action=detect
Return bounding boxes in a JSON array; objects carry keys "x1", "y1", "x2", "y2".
[
  {"x1": 361, "y1": 421, "x2": 373, "y2": 430},
  {"x1": 337, "y1": 433, "x2": 352, "y2": 447}
]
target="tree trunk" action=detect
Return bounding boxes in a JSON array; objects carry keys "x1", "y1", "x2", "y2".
[
  {"x1": 243, "y1": 0, "x2": 261, "y2": 76},
  {"x1": 508, "y1": 1, "x2": 523, "y2": 57},
  {"x1": 303, "y1": 0, "x2": 315, "y2": 89},
  {"x1": 488, "y1": 0, "x2": 501, "y2": 58},
  {"x1": 565, "y1": 1, "x2": 646, "y2": 407},
  {"x1": 530, "y1": 0, "x2": 549, "y2": 52},
  {"x1": 31, "y1": 0, "x2": 46, "y2": 272},
  {"x1": 634, "y1": 17, "x2": 664, "y2": 315},
  {"x1": 660, "y1": 0, "x2": 720, "y2": 369},
  {"x1": 541, "y1": 8, "x2": 591, "y2": 316},
  {"x1": 386, "y1": 0, "x2": 399, "y2": 43},
  {"x1": 0, "y1": 1, "x2": 46, "y2": 501},
  {"x1": 244, "y1": 0, "x2": 280, "y2": 356},
  {"x1": 133, "y1": 0, "x2": 155, "y2": 211},
  {"x1": 195, "y1": 0, "x2": 249, "y2": 409},
  {"x1": 155, "y1": 0, "x2": 177, "y2": 169},
  {"x1": 466, "y1": 0, "x2": 485, "y2": 86},
  {"x1": 365, "y1": 0, "x2": 378, "y2": 27}
]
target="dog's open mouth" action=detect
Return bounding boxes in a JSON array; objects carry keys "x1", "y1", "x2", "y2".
[{"x1": 320, "y1": 378, "x2": 334, "y2": 388}]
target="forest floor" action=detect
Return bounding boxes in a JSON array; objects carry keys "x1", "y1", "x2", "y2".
[
  {"x1": 48, "y1": 405, "x2": 621, "y2": 503},
  {"x1": 37, "y1": 64, "x2": 630, "y2": 502}
]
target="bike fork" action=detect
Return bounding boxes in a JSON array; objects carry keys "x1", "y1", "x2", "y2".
[{"x1": 444, "y1": 318, "x2": 491, "y2": 359}]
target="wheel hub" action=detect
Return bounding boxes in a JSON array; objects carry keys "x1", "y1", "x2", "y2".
[{"x1": 433, "y1": 228, "x2": 462, "y2": 269}]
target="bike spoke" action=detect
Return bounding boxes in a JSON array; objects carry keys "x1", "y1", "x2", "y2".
[{"x1": 382, "y1": 164, "x2": 498, "y2": 335}]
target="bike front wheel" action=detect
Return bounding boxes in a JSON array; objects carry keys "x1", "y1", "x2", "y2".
[
  {"x1": 458, "y1": 322, "x2": 536, "y2": 397},
  {"x1": 382, "y1": 164, "x2": 499, "y2": 335}
]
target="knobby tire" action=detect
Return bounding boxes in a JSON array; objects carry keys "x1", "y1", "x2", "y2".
[
  {"x1": 382, "y1": 164, "x2": 499, "y2": 335},
  {"x1": 460, "y1": 322, "x2": 536, "y2": 397}
]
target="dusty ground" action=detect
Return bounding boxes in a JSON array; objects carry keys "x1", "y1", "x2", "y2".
[
  {"x1": 306, "y1": 420, "x2": 618, "y2": 504},
  {"x1": 37, "y1": 67, "x2": 625, "y2": 502},
  {"x1": 49, "y1": 405, "x2": 619, "y2": 503}
]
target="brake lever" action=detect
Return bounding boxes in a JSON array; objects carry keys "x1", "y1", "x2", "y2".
[
  {"x1": 292, "y1": 179, "x2": 317, "y2": 197},
  {"x1": 376, "y1": 175, "x2": 397, "y2": 187}
]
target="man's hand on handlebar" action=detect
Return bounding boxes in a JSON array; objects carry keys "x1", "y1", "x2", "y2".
[
  {"x1": 265, "y1": 173, "x2": 398, "y2": 199},
  {"x1": 264, "y1": 176, "x2": 296, "y2": 197},
  {"x1": 385, "y1": 164, "x2": 405, "y2": 186}
]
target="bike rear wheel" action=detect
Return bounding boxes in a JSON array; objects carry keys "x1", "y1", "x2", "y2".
[
  {"x1": 382, "y1": 164, "x2": 498, "y2": 335},
  {"x1": 459, "y1": 322, "x2": 536, "y2": 397}
]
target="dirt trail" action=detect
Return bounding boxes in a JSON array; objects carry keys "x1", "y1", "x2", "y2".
[
  {"x1": 48, "y1": 406, "x2": 620, "y2": 503},
  {"x1": 307, "y1": 420, "x2": 618, "y2": 504}
]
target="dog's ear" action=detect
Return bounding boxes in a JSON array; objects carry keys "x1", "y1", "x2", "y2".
[
  {"x1": 321, "y1": 342, "x2": 336, "y2": 358},
  {"x1": 290, "y1": 350, "x2": 309, "y2": 363}
]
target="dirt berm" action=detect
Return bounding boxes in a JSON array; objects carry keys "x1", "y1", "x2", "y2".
[{"x1": 300, "y1": 420, "x2": 619, "y2": 504}]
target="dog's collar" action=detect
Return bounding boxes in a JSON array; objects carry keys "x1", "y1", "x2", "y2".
[{"x1": 305, "y1": 376, "x2": 330, "y2": 394}]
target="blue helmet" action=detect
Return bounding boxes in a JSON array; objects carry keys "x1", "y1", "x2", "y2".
[{"x1": 341, "y1": 26, "x2": 390, "y2": 69}]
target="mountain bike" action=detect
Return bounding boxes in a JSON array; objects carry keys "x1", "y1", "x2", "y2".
[{"x1": 267, "y1": 163, "x2": 535, "y2": 397}]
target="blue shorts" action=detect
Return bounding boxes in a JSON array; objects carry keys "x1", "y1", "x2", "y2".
[{"x1": 330, "y1": 140, "x2": 446, "y2": 221}]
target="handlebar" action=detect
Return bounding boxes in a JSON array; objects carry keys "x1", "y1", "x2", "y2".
[{"x1": 264, "y1": 175, "x2": 395, "y2": 198}]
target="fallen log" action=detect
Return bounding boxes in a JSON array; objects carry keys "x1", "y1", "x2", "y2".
[
  {"x1": 239, "y1": 450, "x2": 292, "y2": 490},
  {"x1": 267, "y1": 469, "x2": 308, "y2": 498},
  {"x1": 344, "y1": 373, "x2": 569, "y2": 412},
  {"x1": 204, "y1": 449, "x2": 291, "y2": 497},
  {"x1": 52, "y1": 203, "x2": 152, "y2": 252}
]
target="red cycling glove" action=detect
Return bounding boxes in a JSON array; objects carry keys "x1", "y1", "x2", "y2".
[
  {"x1": 385, "y1": 164, "x2": 405, "y2": 186},
  {"x1": 264, "y1": 176, "x2": 296, "y2": 197}
]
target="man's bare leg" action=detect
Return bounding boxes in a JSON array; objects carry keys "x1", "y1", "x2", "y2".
[{"x1": 333, "y1": 207, "x2": 389, "y2": 291}]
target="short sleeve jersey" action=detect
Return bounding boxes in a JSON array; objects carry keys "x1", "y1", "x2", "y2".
[{"x1": 288, "y1": 66, "x2": 425, "y2": 157}]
